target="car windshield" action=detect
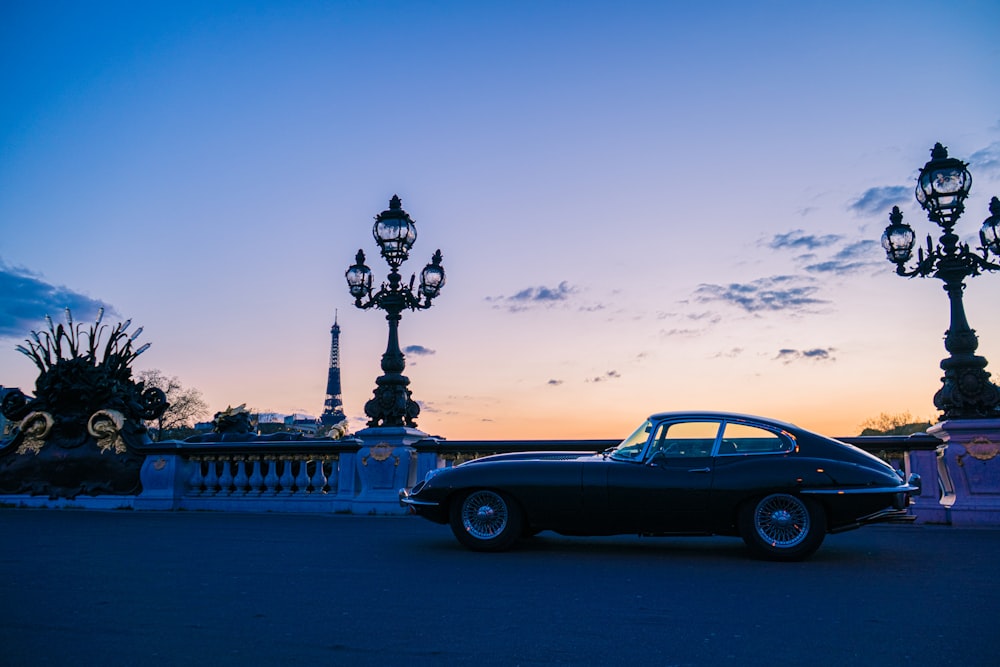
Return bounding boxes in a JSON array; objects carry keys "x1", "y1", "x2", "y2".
[{"x1": 610, "y1": 420, "x2": 652, "y2": 461}]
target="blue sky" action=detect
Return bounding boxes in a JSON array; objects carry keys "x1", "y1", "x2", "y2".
[{"x1": 2, "y1": 1, "x2": 999, "y2": 438}]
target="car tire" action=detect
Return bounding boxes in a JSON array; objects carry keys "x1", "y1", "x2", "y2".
[
  {"x1": 449, "y1": 489, "x2": 523, "y2": 552},
  {"x1": 738, "y1": 493, "x2": 826, "y2": 561}
]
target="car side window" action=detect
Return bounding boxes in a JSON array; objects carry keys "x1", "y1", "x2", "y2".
[
  {"x1": 718, "y1": 422, "x2": 792, "y2": 456},
  {"x1": 650, "y1": 421, "x2": 721, "y2": 458}
]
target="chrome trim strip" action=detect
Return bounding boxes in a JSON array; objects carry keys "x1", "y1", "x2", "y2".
[
  {"x1": 399, "y1": 490, "x2": 440, "y2": 507},
  {"x1": 800, "y1": 485, "x2": 918, "y2": 495}
]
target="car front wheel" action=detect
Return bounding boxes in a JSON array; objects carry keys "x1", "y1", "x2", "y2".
[
  {"x1": 739, "y1": 493, "x2": 826, "y2": 561},
  {"x1": 449, "y1": 489, "x2": 523, "y2": 552}
]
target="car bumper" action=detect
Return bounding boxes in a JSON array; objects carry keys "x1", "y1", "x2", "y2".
[
  {"x1": 828, "y1": 506, "x2": 916, "y2": 533},
  {"x1": 399, "y1": 487, "x2": 440, "y2": 508},
  {"x1": 399, "y1": 487, "x2": 449, "y2": 523},
  {"x1": 805, "y1": 473, "x2": 921, "y2": 532}
]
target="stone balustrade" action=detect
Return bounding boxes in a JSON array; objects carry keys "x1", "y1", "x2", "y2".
[{"x1": 134, "y1": 439, "x2": 364, "y2": 513}]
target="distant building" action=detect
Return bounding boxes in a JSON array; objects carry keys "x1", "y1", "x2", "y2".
[
  {"x1": 256, "y1": 412, "x2": 286, "y2": 425},
  {"x1": 283, "y1": 414, "x2": 319, "y2": 436}
]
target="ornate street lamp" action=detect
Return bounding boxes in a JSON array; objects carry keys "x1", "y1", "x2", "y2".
[
  {"x1": 880, "y1": 143, "x2": 1000, "y2": 419},
  {"x1": 346, "y1": 195, "x2": 446, "y2": 428}
]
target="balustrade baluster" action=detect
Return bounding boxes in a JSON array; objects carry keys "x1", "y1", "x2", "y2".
[
  {"x1": 248, "y1": 458, "x2": 265, "y2": 495},
  {"x1": 277, "y1": 457, "x2": 294, "y2": 496},
  {"x1": 232, "y1": 458, "x2": 249, "y2": 496},
  {"x1": 217, "y1": 457, "x2": 234, "y2": 495},
  {"x1": 187, "y1": 457, "x2": 205, "y2": 496},
  {"x1": 324, "y1": 457, "x2": 338, "y2": 493},
  {"x1": 294, "y1": 457, "x2": 310, "y2": 495},
  {"x1": 263, "y1": 456, "x2": 280, "y2": 495},
  {"x1": 202, "y1": 459, "x2": 219, "y2": 496},
  {"x1": 309, "y1": 457, "x2": 327, "y2": 494}
]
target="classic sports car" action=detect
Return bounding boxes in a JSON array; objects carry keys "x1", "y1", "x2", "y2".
[{"x1": 400, "y1": 411, "x2": 921, "y2": 561}]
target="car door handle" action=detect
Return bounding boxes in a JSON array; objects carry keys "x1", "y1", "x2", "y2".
[{"x1": 688, "y1": 467, "x2": 711, "y2": 473}]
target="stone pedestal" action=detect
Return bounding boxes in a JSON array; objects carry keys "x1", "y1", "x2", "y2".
[
  {"x1": 135, "y1": 452, "x2": 187, "y2": 510},
  {"x1": 906, "y1": 445, "x2": 952, "y2": 524},
  {"x1": 928, "y1": 418, "x2": 1000, "y2": 526},
  {"x1": 352, "y1": 427, "x2": 426, "y2": 514}
]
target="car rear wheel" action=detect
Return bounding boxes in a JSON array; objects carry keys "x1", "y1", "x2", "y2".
[
  {"x1": 449, "y1": 489, "x2": 523, "y2": 552},
  {"x1": 739, "y1": 493, "x2": 826, "y2": 561}
]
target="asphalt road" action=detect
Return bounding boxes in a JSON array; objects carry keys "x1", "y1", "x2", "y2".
[{"x1": 1, "y1": 510, "x2": 998, "y2": 667}]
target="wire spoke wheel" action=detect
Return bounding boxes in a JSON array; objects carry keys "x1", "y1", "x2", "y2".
[
  {"x1": 739, "y1": 493, "x2": 825, "y2": 561},
  {"x1": 754, "y1": 494, "x2": 809, "y2": 547},
  {"x1": 461, "y1": 490, "x2": 509, "y2": 539},
  {"x1": 449, "y1": 489, "x2": 522, "y2": 551}
]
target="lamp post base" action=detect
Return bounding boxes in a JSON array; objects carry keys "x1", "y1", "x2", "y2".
[
  {"x1": 935, "y1": 354, "x2": 1000, "y2": 420},
  {"x1": 363, "y1": 373, "x2": 420, "y2": 428}
]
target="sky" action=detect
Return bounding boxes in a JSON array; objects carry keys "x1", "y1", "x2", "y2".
[{"x1": 2, "y1": 0, "x2": 999, "y2": 440}]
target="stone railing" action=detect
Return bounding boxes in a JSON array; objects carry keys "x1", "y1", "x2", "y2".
[
  {"x1": 0, "y1": 427, "x2": 978, "y2": 523},
  {"x1": 138, "y1": 439, "x2": 362, "y2": 513}
]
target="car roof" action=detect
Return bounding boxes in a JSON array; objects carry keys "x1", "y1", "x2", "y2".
[{"x1": 646, "y1": 411, "x2": 800, "y2": 432}]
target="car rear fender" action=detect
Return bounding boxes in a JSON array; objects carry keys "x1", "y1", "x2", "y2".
[
  {"x1": 710, "y1": 456, "x2": 839, "y2": 528},
  {"x1": 811, "y1": 459, "x2": 903, "y2": 488}
]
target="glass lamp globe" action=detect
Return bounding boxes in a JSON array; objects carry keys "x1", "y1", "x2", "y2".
[
  {"x1": 915, "y1": 143, "x2": 972, "y2": 227},
  {"x1": 420, "y1": 250, "x2": 446, "y2": 299},
  {"x1": 881, "y1": 206, "x2": 915, "y2": 264},
  {"x1": 346, "y1": 250, "x2": 372, "y2": 298},
  {"x1": 981, "y1": 197, "x2": 1000, "y2": 255},
  {"x1": 373, "y1": 195, "x2": 417, "y2": 268}
]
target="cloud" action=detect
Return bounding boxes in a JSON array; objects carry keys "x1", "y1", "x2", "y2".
[
  {"x1": 803, "y1": 240, "x2": 881, "y2": 274},
  {"x1": 655, "y1": 310, "x2": 723, "y2": 338},
  {"x1": 849, "y1": 186, "x2": 909, "y2": 215},
  {"x1": 660, "y1": 328, "x2": 704, "y2": 338},
  {"x1": 547, "y1": 379, "x2": 563, "y2": 386},
  {"x1": 712, "y1": 348, "x2": 744, "y2": 358},
  {"x1": 403, "y1": 344, "x2": 435, "y2": 356},
  {"x1": 774, "y1": 348, "x2": 836, "y2": 364},
  {"x1": 486, "y1": 281, "x2": 576, "y2": 312},
  {"x1": 0, "y1": 260, "x2": 114, "y2": 338},
  {"x1": 586, "y1": 370, "x2": 621, "y2": 383},
  {"x1": 767, "y1": 230, "x2": 842, "y2": 251},
  {"x1": 692, "y1": 276, "x2": 827, "y2": 314},
  {"x1": 765, "y1": 230, "x2": 882, "y2": 276},
  {"x1": 970, "y1": 141, "x2": 1000, "y2": 177},
  {"x1": 511, "y1": 281, "x2": 574, "y2": 302},
  {"x1": 415, "y1": 400, "x2": 438, "y2": 413}
]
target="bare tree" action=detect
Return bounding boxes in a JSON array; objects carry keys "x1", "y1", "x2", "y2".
[
  {"x1": 858, "y1": 411, "x2": 932, "y2": 436},
  {"x1": 137, "y1": 369, "x2": 209, "y2": 441}
]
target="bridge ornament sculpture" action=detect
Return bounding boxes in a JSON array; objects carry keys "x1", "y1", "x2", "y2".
[{"x1": 0, "y1": 309, "x2": 168, "y2": 498}]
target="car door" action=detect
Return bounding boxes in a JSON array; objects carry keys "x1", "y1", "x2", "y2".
[{"x1": 606, "y1": 419, "x2": 720, "y2": 532}]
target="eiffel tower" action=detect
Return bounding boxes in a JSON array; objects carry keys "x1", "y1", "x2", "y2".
[{"x1": 320, "y1": 310, "x2": 347, "y2": 432}]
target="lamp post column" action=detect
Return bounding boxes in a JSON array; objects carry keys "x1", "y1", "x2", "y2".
[
  {"x1": 880, "y1": 144, "x2": 1000, "y2": 526},
  {"x1": 880, "y1": 144, "x2": 1000, "y2": 419},
  {"x1": 344, "y1": 196, "x2": 446, "y2": 429},
  {"x1": 936, "y1": 267, "x2": 996, "y2": 417},
  {"x1": 369, "y1": 276, "x2": 418, "y2": 429}
]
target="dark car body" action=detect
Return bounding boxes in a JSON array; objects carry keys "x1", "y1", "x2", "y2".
[{"x1": 400, "y1": 411, "x2": 920, "y2": 560}]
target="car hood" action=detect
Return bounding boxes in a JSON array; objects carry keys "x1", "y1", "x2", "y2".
[{"x1": 461, "y1": 451, "x2": 596, "y2": 466}]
